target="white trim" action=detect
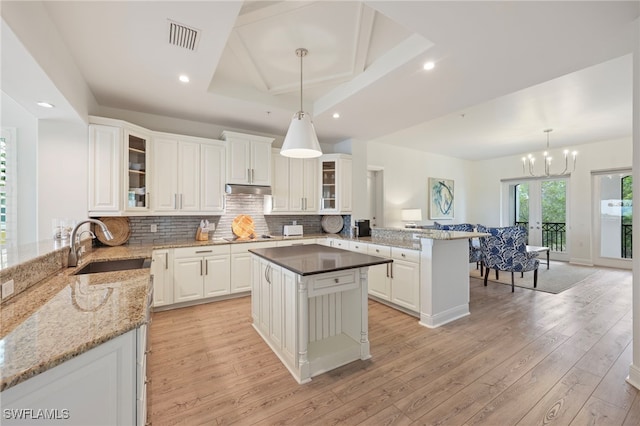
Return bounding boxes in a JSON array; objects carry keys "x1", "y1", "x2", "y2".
[
  {"x1": 419, "y1": 304, "x2": 469, "y2": 329},
  {"x1": 627, "y1": 363, "x2": 640, "y2": 391}
]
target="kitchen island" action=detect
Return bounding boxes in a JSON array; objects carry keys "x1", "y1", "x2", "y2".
[{"x1": 249, "y1": 244, "x2": 392, "y2": 384}]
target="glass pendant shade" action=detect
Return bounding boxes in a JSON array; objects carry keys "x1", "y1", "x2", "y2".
[{"x1": 281, "y1": 111, "x2": 322, "y2": 158}]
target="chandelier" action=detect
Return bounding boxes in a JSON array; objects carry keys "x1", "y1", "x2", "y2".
[{"x1": 522, "y1": 129, "x2": 577, "y2": 177}]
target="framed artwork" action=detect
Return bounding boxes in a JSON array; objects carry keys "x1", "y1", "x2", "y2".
[{"x1": 429, "y1": 177, "x2": 454, "y2": 219}]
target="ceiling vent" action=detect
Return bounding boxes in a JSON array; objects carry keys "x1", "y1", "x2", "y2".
[{"x1": 168, "y1": 20, "x2": 200, "y2": 51}]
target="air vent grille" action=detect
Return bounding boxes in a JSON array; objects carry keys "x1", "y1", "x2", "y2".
[{"x1": 168, "y1": 20, "x2": 200, "y2": 51}]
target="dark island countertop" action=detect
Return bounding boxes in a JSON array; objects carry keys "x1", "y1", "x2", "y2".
[{"x1": 249, "y1": 243, "x2": 393, "y2": 276}]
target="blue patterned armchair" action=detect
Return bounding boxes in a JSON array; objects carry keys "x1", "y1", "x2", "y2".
[
  {"x1": 434, "y1": 222, "x2": 483, "y2": 273},
  {"x1": 477, "y1": 225, "x2": 539, "y2": 292}
]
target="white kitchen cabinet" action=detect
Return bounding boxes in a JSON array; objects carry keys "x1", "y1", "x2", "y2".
[
  {"x1": 319, "y1": 153, "x2": 352, "y2": 213},
  {"x1": 173, "y1": 246, "x2": 231, "y2": 303},
  {"x1": 270, "y1": 149, "x2": 318, "y2": 214},
  {"x1": 327, "y1": 238, "x2": 349, "y2": 249},
  {"x1": 390, "y1": 247, "x2": 420, "y2": 312},
  {"x1": 270, "y1": 149, "x2": 290, "y2": 212},
  {"x1": 89, "y1": 124, "x2": 121, "y2": 213},
  {"x1": 367, "y1": 244, "x2": 392, "y2": 300},
  {"x1": 124, "y1": 128, "x2": 152, "y2": 212},
  {"x1": 231, "y1": 241, "x2": 278, "y2": 293},
  {"x1": 222, "y1": 131, "x2": 274, "y2": 186},
  {"x1": 151, "y1": 249, "x2": 174, "y2": 307},
  {"x1": 1, "y1": 328, "x2": 146, "y2": 426},
  {"x1": 153, "y1": 134, "x2": 225, "y2": 214}
]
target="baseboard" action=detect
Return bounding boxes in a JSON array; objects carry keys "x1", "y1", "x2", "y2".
[
  {"x1": 569, "y1": 257, "x2": 594, "y2": 266},
  {"x1": 627, "y1": 363, "x2": 640, "y2": 390},
  {"x1": 419, "y1": 304, "x2": 469, "y2": 329}
]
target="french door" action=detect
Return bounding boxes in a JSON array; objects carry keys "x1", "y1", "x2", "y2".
[
  {"x1": 592, "y1": 170, "x2": 633, "y2": 268},
  {"x1": 505, "y1": 178, "x2": 569, "y2": 261}
]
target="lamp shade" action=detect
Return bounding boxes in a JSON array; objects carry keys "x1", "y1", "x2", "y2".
[
  {"x1": 280, "y1": 112, "x2": 322, "y2": 158},
  {"x1": 401, "y1": 209, "x2": 422, "y2": 222}
]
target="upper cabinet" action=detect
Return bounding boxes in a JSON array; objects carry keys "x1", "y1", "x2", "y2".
[
  {"x1": 320, "y1": 154, "x2": 352, "y2": 214},
  {"x1": 221, "y1": 131, "x2": 274, "y2": 186},
  {"x1": 124, "y1": 129, "x2": 151, "y2": 212},
  {"x1": 270, "y1": 148, "x2": 318, "y2": 214},
  {"x1": 88, "y1": 117, "x2": 225, "y2": 216},
  {"x1": 88, "y1": 119, "x2": 151, "y2": 216},
  {"x1": 153, "y1": 133, "x2": 225, "y2": 214}
]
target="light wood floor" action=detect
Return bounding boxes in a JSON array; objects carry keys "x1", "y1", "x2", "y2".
[{"x1": 148, "y1": 267, "x2": 639, "y2": 425}]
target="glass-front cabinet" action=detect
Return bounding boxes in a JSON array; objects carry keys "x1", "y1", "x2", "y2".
[
  {"x1": 321, "y1": 161, "x2": 337, "y2": 211},
  {"x1": 319, "y1": 154, "x2": 352, "y2": 213},
  {"x1": 125, "y1": 130, "x2": 150, "y2": 211}
]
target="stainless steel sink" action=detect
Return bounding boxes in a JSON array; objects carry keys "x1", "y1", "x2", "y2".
[{"x1": 73, "y1": 258, "x2": 151, "y2": 275}]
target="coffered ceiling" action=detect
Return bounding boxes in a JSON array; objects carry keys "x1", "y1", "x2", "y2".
[{"x1": 2, "y1": 1, "x2": 639, "y2": 160}]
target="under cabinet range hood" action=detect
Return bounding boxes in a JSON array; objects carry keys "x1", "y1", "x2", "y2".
[{"x1": 225, "y1": 184, "x2": 272, "y2": 196}]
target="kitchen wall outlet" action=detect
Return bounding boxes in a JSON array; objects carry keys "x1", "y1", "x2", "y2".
[
  {"x1": 150, "y1": 224, "x2": 158, "y2": 233},
  {"x1": 412, "y1": 233, "x2": 420, "y2": 240},
  {"x1": 292, "y1": 220, "x2": 297, "y2": 225},
  {"x1": 2, "y1": 279, "x2": 15, "y2": 299}
]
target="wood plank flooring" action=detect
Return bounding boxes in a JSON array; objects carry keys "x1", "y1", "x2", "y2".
[{"x1": 147, "y1": 267, "x2": 639, "y2": 425}]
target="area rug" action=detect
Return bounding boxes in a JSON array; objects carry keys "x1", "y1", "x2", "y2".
[{"x1": 469, "y1": 261, "x2": 600, "y2": 294}]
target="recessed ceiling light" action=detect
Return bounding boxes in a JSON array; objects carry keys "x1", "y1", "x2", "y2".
[
  {"x1": 423, "y1": 61, "x2": 435, "y2": 71},
  {"x1": 36, "y1": 101, "x2": 55, "y2": 108},
  {"x1": 179, "y1": 74, "x2": 190, "y2": 83},
  {"x1": 332, "y1": 112, "x2": 340, "y2": 119}
]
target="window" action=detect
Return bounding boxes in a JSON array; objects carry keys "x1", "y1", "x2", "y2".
[{"x1": 0, "y1": 128, "x2": 16, "y2": 245}]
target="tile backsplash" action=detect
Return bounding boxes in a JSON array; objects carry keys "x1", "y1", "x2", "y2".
[{"x1": 116, "y1": 194, "x2": 349, "y2": 245}]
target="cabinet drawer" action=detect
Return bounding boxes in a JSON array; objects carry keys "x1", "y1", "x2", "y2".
[
  {"x1": 367, "y1": 244, "x2": 391, "y2": 257},
  {"x1": 309, "y1": 270, "x2": 358, "y2": 297},
  {"x1": 331, "y1": 239, "x2": 349, "y2": 249},
  {"x1": 174, "y1": 245, "x2": 230, "y2": 258},
  {"x1": 230, "y1": 241, "x2": 278, "y2": 254},
  {"x1": 391, "y1": 247, "x2": 420, "y2": 263},
  {"x1": 348, "y1": 241, "x2": 368, "y2": 253}
]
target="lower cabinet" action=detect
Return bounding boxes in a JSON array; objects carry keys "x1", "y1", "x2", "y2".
[
  {"x1": 366, "y1": 244, "x2": 392, "y2": 300},
  {"x1": 173, "y1": 246, "x2": 231, "y2": 303},
  {"x1": 389, "y1": 247, "x2": 420, "y2": 312},
  {"x1": 231, "y1": 241, "x2": 278, "y2": 293},
  {"x1": 151, "y1": 249, "x2": 173, "y2": 307},
  {"x1": 1, "y1": 327, "x2": 148, "y2": 426}
]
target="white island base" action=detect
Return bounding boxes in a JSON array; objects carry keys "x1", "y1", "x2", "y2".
[{"x1": 251, "y1": 256, "x2": 371, "y2": 384}]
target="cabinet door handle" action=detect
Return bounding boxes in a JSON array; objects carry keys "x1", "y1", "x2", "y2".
[
  {"x1": 386, "y1": 263, "x2": 390, "y2": 278},
  {"x1": 251, "y1": 169, "x2": 254, "y2": 183},
  {"x1": 390, "y1": 263, "x2": 394, "y2": 279},
  {"x1": 196, "y1": 250, "x2": 213, "y2": 254},
  {"x1": 174, "y1": 194, "x2": 178, "y2": 209},
  {"x1": 200, "y1": 259, "x2": 203, "y2": 276},
  {"x1": 180, "y1": 194, "x2": 183, "y2": 209},
  {"x1": 401, "y1": 253, "x2": 406, "y2": 258},
  {"x1": 247, "y1": 168, "x2": 251, "y2": 183},
  {"x1": 165, "y1": 252, "x2": 168, "y2": 270},
  {"x1": 205, "y1": 259, "x2": 208, "y2": 275}
]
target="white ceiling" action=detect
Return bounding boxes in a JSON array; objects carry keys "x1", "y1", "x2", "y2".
[{"x1": 4, "y1": 1, "x2": 639, "y2": 160}]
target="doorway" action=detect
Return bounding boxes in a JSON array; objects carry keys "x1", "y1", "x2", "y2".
[
  {"x1": 505, "y1": 178, "x2": 570, "y2": 261},
  {"x1": 592, "y1": 169, "x2": 633, "y2": 268},
  {"x1": 367, "y1": 168, "x2": 384, "y2": 228}
]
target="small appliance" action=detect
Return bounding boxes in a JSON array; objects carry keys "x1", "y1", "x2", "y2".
[
  {"x1": 355, "y1": 219, "x2": 371, "y2": 237},
  {"x1": 283, "y1": 225, "x2": 303, "y2": 237}
]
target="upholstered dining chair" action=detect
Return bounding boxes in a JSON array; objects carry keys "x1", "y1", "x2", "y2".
[
  {"x1": 434, "y1": 222, "x2": 483, "y2": 274},
  {"x1": 476, "y1": 225, "x2": 539, "y2": 292}
]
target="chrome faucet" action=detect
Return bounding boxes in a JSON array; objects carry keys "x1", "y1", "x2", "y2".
[{"x1": 68, "y1": 219, "x2": 114, "y2": 267}]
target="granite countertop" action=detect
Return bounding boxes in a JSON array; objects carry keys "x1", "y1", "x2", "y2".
[
  {"x1": 0, "y1": 251, "x2": 152, "y2": 392},
  {"x1": 249, "y1": 244, "x2": 392, "y2": 276},
  {"x1": 373, "y1": 227, "x2": 488, "y2": 241}
]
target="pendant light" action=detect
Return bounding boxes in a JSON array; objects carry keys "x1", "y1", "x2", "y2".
[{"x1": 280, "y1": 48, "x2": 322, "y2": 158}]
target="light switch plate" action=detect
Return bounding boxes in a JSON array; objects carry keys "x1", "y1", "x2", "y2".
[{"x1": 150, "y1": 224, "x2": 158, "y2": 233}]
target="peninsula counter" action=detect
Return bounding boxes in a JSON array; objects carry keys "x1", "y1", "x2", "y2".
[{"x1": 249, "y1": 244, "x2": 392, "y2": 383}]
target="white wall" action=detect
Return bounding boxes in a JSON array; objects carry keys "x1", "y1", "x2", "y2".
[
  {"x1": 367, "y1": 141, "x2": 473, "y2": 228},
  {"x1": 37, "y1": 119, "x2": 88, "y2": 241},
  {"x1": 1, "y1": 92, "x2": 38, "y2": 244},
  {"x1": 469, "y1": 136, "x2": 632, "y2": 264}
]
